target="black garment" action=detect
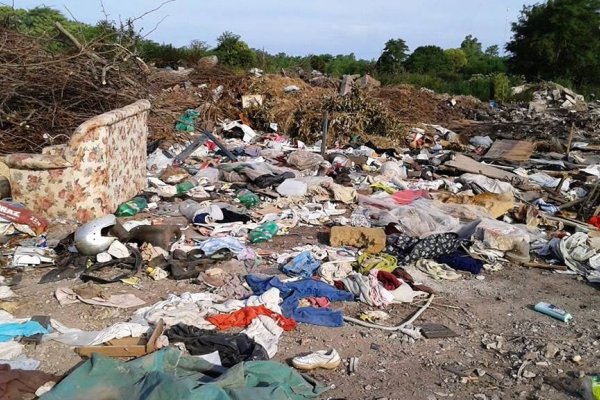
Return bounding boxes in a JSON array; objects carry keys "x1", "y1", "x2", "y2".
[
  {"x1": 386, "y1": 233, "x2": 460, "y2": 264},
  {"x1": 253, "y1": 172, "x2": 295, "y2": 188},
  {"x1": 220, "y1": 208, "x2": 252, "y2": 223},
  {"x1": 165, "y1": 324, "x2": 268, "y2": 367}
]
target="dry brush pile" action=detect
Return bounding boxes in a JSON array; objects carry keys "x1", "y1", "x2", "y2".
[{"x1": 0, "y1": 25, "x2": 149, "y2": 154}]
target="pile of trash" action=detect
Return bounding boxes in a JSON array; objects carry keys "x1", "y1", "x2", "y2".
[
  {"x1": 4, "y1": 27, "x2": 600, "y2": 400},
  {"x1": 512, "y1": 81, "x2": 588, "y2": 113},
  {"x1": 2, "y1": 89, "x2": 600, "y2": 398}
]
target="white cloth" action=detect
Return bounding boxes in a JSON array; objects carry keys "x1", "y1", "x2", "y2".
[
  {"x1": 55, "y1": 288, "x2": 145, "y2": 308},
  {"x1": 202, "y1": 288, "x2": 283, "y2": 315},
  {"x1": 0, "y1": 341, "x2": 23, "y2": 360},
  {"x1": 131, "y1": 292, "x2": 222, "y2": 330},
  {"x1": 49, "y1": 320, "x2": 149, "y2": 346},
  {"x1": 241, "y1": 315, "x2": 283, "y2": 358}
]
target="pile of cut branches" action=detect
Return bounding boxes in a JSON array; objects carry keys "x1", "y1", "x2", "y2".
[{"x1": 0, "y1": 24, "x2": 149, "y2": 154}]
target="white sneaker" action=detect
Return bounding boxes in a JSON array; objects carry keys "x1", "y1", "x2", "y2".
[{"x1": 292, "y1": 349, "x2": 341, "y2": 370}]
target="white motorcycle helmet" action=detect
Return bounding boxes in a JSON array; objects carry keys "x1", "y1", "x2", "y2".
[{"x1": 74, "y1": 214, "x2": 117, "y2": 255}]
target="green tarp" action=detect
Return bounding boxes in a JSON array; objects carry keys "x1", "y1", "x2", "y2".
[{"x1": 41, "y1": 348, "x2": 327, "y2": 400}]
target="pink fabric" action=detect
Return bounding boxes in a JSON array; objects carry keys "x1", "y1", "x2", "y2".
[
  {"x1": 304, "y1": 297, "x2": 331, "y2": 308},
  {"x1": 391, "y1": 189, "x2": 429, "y2": 205},
  {"x1": 368, "y1": 269, "x2": 392, "y2": 308}
]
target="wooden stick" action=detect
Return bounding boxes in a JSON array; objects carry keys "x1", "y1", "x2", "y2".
[
  {"x1": 521, "y1": 261, "x2": 567, "y2": 271},
  {"x1": 565, "y1": 123, "x2": 575, "y2": 157},
  {"x1": 54, "y1": 22, "x2": 107, "y2": 65}
]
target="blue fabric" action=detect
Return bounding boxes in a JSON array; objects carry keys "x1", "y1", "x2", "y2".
[
  {"x1": 437, "y1": 251, "x2": 483, "y2": 275},
  {"x1": 281, "y1": 251, "x2": 321, "y2": 278},
  {"x1": 0, "y1": 321, "x2": 48, "y2": 342},
  {"x1": 246, "y1": 275, "x2": 354, "y2": 327}
]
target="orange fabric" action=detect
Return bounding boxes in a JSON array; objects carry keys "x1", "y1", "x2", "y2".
[{"x1": 207, "y1": 305, "x2": 297, "y2": 331}]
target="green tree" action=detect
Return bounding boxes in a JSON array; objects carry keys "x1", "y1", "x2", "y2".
[
  {"x1": 485, "y1": 45, "x2": 500, "y2": 57},
  {"x1": 460, "y1": 34, "x2": 483, "y2": 58},
  {"x1": 444, "y1": 48, "x2": 468, "y2": 71},
  {"x1": 376, "y1": 38, "x2": 409, "y2": 74},
  {"x1": 309, "y1": 54, "x2": 333, "y2": 72},
  {"x1": 404, "y1": 45, "x2": 450, "y2": 74},
  {"x1": 492, "y1": 73, "x2": 511, "y2": 102},
  {"x1": 214, "y1": 31, "x2": 256, "y2": 68},
  {"x1": 506, "y1": 0, "x2": 600, "y2": 85}
]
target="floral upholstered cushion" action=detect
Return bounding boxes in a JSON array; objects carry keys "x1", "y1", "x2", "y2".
[{"x1": 3, "y1": 154, "x2": 71, "y2": 170}]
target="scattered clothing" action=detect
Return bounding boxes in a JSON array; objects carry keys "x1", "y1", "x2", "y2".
[
  {"x1": 246, "y1": 275, "x2": 354, "y2": 327},
  {"x1": 281, "y1": 251, "x2": 321, "y2": 278},
  {"x1": 377, "y1": 270, "x2": 401, "y2": 290},
  {"x1": 356, "y1": 252, "x2": 397, "y2": 274},
  {"x1": 241, "y1": 315, "x2": 283, "y2": 358},
  {"x1": 386, "y1": 233, "x2": 460, "y2": 263},
  {"x1": 415, "y1": 260, "x2": 462, "y2": 281},
  {"x1": 165, "y1": 324, "x2": 268, "y2": 367},
  {"x1": 1, "y1": 365, "x2": 57, "y2": 400},
  {"x1": 299, "y1": 297, "x2": 331, "y2": 308},
  {"x1": 437, "y1": 251, "x2": 484, "y2": 275},
  {"x1": 0, "y1": 321, "x2": 48, "y2": 342},
  {"x1": 55, "y1": 287, "x2": 145, "y2": 308},
  {"x1": 206, "y1": 305, "x2": 297, "y2": 331},
  {"x1": 196, "y1": 237, "x2": 246, "y2": 255}
]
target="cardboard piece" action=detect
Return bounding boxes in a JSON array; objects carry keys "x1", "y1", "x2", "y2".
[
  {"x1": 445, "y1": 153, "x2": 518, "y2": 181},
  {"x1": 483, "y1": 140, "x2": 536, "y2": 162},
  {"x1": 76, "y1": 319, "x2": 164, "y2": 358}
]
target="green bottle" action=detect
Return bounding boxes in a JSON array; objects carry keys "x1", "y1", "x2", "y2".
[{"x1": 115, "y1": 197, "x2": 147, "y2": 217}]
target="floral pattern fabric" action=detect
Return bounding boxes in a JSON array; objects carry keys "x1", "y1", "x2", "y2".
[{"x1": 4, "y1": 100, "x2": 150, "y2": 222}]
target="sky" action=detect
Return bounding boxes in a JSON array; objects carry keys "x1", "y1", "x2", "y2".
[{"x1": 16, "y1": 0, "x2": 540, "y2": 59}]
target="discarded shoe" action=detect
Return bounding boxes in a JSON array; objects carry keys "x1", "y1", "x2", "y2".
[{"x1": 292, "y1": 349, "x2": 341, "y2": 370}]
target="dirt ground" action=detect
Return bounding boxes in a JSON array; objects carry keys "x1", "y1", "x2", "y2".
[{"x1": 6, "y1": 225, "x2": 600, "y2": 400}]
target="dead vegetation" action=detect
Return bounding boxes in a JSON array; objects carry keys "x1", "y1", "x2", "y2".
[{"x1": 0, "y1": 26, "x2": 152, "y2": 154}]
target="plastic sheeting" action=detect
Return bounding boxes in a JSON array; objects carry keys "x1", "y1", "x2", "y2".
[{"x1": 41, "y1": 348, "x2": 327, "y2": 400}]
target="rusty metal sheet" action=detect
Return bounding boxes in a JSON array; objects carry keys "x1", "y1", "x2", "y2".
[{"x1": 483, "y1": 139, "x2": 536, "y2": 162}]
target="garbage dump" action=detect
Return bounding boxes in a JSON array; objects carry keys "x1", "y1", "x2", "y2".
[{"x1": 2, "y1": 26, "x2": 600, "y2": 400}]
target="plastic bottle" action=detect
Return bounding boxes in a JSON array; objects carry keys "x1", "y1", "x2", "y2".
[
  {"x1": 534, "y1": 302, "x2": 572, "y2": 322},
  {"x1": 237, "y1": 189, "x2": 260, "y2": 208},
  {"x1": 115, "y1": 197, "x2": 148, "y2": 217},
  {"x1": 248, "y1": 221, "x2": 278, "y2": 243}
]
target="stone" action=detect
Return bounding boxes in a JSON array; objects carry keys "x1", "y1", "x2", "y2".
[
  {"x1": 544, "y1": 343, "x2": 560, "y2": 359},
  {"x1": 572, "y1": 355, "x2": 582, "y2": 364},
  {"x1": 329, "y1": 226, "x2": 386, "y2": 253},
  {"x1": 357, "y1": 74, "x2": 381, "y2": 90},
  {"x1": 523, "y1": 370, "x2": 537, "y2": 379},
  {"x1": 107, "y1": 240, "x2": 130, "y2": 259}
]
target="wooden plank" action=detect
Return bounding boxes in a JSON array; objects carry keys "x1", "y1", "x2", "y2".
[
  {"x1": 483, "y1": 140, "x2": 536, "y2": 162},
  {"x1": 76, "y1": 319, "x2": 164, "y2": 358},
  {"x1": 445, "y1": 153, "x2": 518, "y2": 180},
  {"x1": 76, "y1": 345, "x2": 148, "y2": 358}
]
